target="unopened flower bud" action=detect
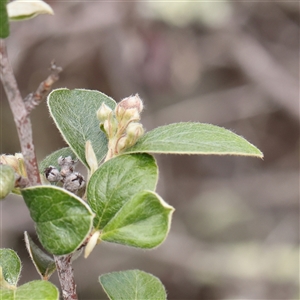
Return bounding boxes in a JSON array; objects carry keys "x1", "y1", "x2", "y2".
[
  {"x1": 115, "y1": 94, "x2": 143, "y2": 122},
  {"x1": 85, "y1": 141, "x2": 98, "y2": 174},
  {"x1": 0, "y1": 153, "x2": 26, "y2": 177},
  {"x1": 58, "y1": 156, "x2": 77, "y2": 178},
  {"x1": 0, "y1": 164, "x2": 15, "y2": 199},
  {"x1": 97, "y1": 103, "x2": 112, "y2": 123},
  {"x1": 103, "y1": 118, "x2": 118, "y2": 138},
  {"x1": 58, "y1": 156, "x2": 77, "y2": 167},
  {"x1": 84, "y1": 230, "x2": 100, "y2": 258},
  {"x1": 126, "y1": 122, "x2": 144, "y2": 140},
  {"x1": 116, "y1": 136, "x2": 128, "y2": 153},
  {"x1": 63, "y1": 172, "x2": 85, "y2": 193},
  {"x1": 44, "y1": 166, "x2": 62, "y2": 182},
  {"x1": 118, "y1": 94, "x2": 143, "y2": 112},
  {"x1": 15, "y1": 153, "x2": 27, "y2": 177}
]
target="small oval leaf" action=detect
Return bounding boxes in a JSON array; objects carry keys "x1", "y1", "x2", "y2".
[
  {"x1": 22, "y1": 186, "x2": 94, "y2": 255},
  {"x1": 47, "y1": 88, "x2": 117, "y2": 168},
  {"x1": 0, "y1": 165, "x2": 15, "y2": 199},
  {"x1": 125, "y1": 122, "x2": 263, "y2": 158},
  {"x1": 0, "y1": 249, "x2": 21, "y2": 287},
  {"x1": 87, "y1": 153, "x2": 158, "y2": 230},
  {"x1": 1, "y1": 280, "x2": 59, "y2": 300},
  {"x1": 24, "y1": 232, "x2": 56, "y2": 280},
  {"x1": 17, "y1": 280, "x2": 58, "y2": 300},
  {"x1": 99, "y1": 270, "x2": 166, "y2": 300},
  {"x1": 101, "y1": 190, "x2": 174, "y2": 249},
  {"x1": 7, "y1": 0, "x2": 54, "y2": 21}
]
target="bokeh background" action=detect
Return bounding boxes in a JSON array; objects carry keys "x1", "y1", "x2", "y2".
[{"x1": 1, "y1": 1, "x2": 299, "y2": 299}]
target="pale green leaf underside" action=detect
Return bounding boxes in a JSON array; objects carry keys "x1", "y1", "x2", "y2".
[
  {"x1": 24, "y1": 232, "x2": 56, "y2": 279},
  {"x1": 87, "y1": 153, "x2": 158, "y2": 230},
  {"x1": 47, "y1": 88, "x2": 116, "y2": 168},
  {"x1": 0, "y1": 280, "x2": 59, "y2": 300},
  {"x1": 101, "y1": 190, "x2": 174, "y2": 249},
  {"x1": 99, "y1": 270, "x2": 166, "y2": 300},
  {"x1": 0, "y1": 249, "x2": 21, "y2": 286},
  {"x1": 22, "y1": 186, "x2": 94, "y2": 255},
  {"x1": 125, "y1": 122, "x2": 263, "y2": 157}
]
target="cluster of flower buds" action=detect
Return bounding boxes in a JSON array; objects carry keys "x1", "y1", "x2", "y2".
[
  {"x1": 0, "y1": 153, "x2": 28, "y2": 188},
  {"x1": 97, "y1": 94, "x2": 144, "y2": 160},
  {"x1": 44, "y1": 156, "x2": 85, "y2": 194}
]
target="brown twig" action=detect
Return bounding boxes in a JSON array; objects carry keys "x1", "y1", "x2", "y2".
[
  {"x1": 1, "y1": 38, "x2": 78, "y2": 300},
  {"x1": 54, "y1": 254, "x2": 78, "y2": 300},
  {"x1": 24, "y1": 61, "x2": 62, "y2": 113},
  {"x1": 0, "y1": 39, "x2": 40, "y2": 185}
]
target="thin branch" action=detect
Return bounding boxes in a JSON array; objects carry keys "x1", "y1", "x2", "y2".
[
  {"x1": 1, "y1": 39, "x2": 78, "y2": 300},
  {"x1": 0, "y1": 39, "x2": 40, "y2": 185},
  {"x1": 24, "y1": 61, "x2": 62, "y2": 113},
  {"x1": 54, "y1": 254, "x2": 78, "y2": 300}
]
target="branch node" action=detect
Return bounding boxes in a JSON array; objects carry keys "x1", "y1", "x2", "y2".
[{"x1": 24, "y1": 60, "x2": 63, "y2": 113}]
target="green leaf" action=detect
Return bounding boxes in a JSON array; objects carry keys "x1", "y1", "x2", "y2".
[
  {"x1": 99, "y1": 270, "x2": 166, "y2": 300},
  {"x1": 0, "y1": 0, "x2": 9, "y2": 38},
  {"x1": 7, "y1": 0, "x2": 54, "y2": 21},
  {"x1": 1, "y1": 280, "x2": 59, "y2": 300},
  {"x1": 38, "y1": 147, "x2": 76, "y2": 174},
  {"x1": 87, "y1": 153, "x2": 158, "y2": 230},
  {"x1": 0, "y1": 249, "x2": 21, "y2": 287},
  {"x1": 0, "y1": 165, "x2": 15, "y2": 199},
  {"x1": 101, "y1": 190, "x2": 174, "y2": 249},
  {"x1": 47, "y1": 88, "x2": 117, "y2": 168},
  {"x1": 21, "y1": 186, "x2": 94, "y2": 255},
  {"x1": 125, "y1": 122, "x2": 263, "y2": 158},
  {"x1": 24, "y1": 232, "x2": 56, "y2": 280}
]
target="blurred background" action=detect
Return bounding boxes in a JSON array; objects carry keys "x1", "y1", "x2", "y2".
[{"x1": 1, "y1": 1, "x2": 299, "y2": 299}]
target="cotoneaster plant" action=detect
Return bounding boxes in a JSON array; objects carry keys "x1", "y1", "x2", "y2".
[{"x1": 0, "y1": 2, "x2": 263, "y2": 300}]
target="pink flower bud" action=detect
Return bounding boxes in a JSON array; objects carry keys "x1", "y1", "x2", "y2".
[
  {"x1": 118, "y1": 94, "x2": 143, "y2": 113},
  {"x1": 115, "y1": 94, "x2": 143, "y2": 123}
]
